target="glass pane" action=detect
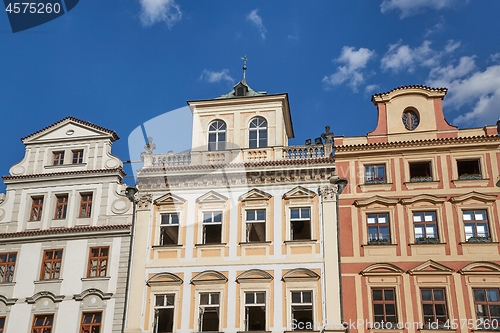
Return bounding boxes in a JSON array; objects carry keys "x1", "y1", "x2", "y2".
[
  {"x1": 156, "y1": 295, "x2": 164, "y2": 306},
  {"x1": 291, "y1": 292, "x2": 301, "y2": 303},
  {"x1": 386, "y1": 304, "x2": 396, "y2": 315},
  {"x1": 213, "y1": 213, "x2": 222, "y2": 223},
  {"x1": 200, "y1": 294, "x2": 209, "y2": 305},
  {"x1": 245, "y1": 292, "x2": 254, "y2": 304},
  {"x1": 463, "y1": 211, "x2": 473, "y2": 220},
  {"x1": 372, "y1": 289, "x2": 383, "y2": 300},
  {"x1": 425, "y1": 212, "x2": 436, "y2": 221},
  {"x1": 249, "y1": 131, "x2": 257, "y2": 140},
  {"x1": 256, "y1": 292, "x2": 265, "y2": 304},
  {"x1": 384, "y1": 289, "x2": 395, "y2": 300},
  {"x1": 490, "y1": 305, "x2": 500, "y2": 317},
  {"x1": 211, "y1": 293, "x2": 219, "y2": 304},
  {"x1": 171, "y1": 214, "x2": 179, "y2": 224},
  {"x1": 475, "y1": 211, "x2": 486, "y2": 220},
  {"x1": 379, "y1": 227, "x2": 389, "y2": 240},
  {"x1": 301, "y1": 208, "x2": 310, "y2": 219},
  {"x1": 246, "y1": 210, "x2": 255, "y2": 221},
  {"x1": 426, "y1": 225, "x2": 436, "y2": 238},
  {"x1": 166, "y1": 295, "x2": 175, "y2": 305},
  {"x1": 378, "y1": 214, "x2": 388, "y2": 223},
  {"x1": 203, "y1": 213, "x2": 212, "y2": 223},
  {"x1": 474, "y1": 289, "x2": 486, "y2": 302},
  {"x1": 423, "y1": 304, "x2": 434, "y2": 315},
  {"x1": 373, "y1": 304, "x2": 384, "y2": 315},
  {"x1": 413, "y1": 213, "x2": 423, "y2": 222},
  {"x1": 302, "y1": 291, "x2": 312, "y2": 303},
  {"x1": 487, "y1": 289, "x2": 499, "y2": 302},
  {"x1": 433, "y1": 289, "x2": 444, "y2": 301},
  {"x1": 290, "y1": 208, "x2": 300, "y2": 219},
  {"x1": 367, "y1": 215, "x2": 376, "y2": 224},
  {"x1": 256, "y1": 210, "x2": 265, "y2": 220},
  {"x1": 435, "y1": 304, "x2": 446, "y2": 315},
  {"x1": 421, "y1": 289, "x2": 432, "y2": 301},
  {"x1": 415, "y1": 226, "x2": 424, "y2": 238},
  {"x1": 477, "y1": 224, "x2": 488, "y2": 237}
]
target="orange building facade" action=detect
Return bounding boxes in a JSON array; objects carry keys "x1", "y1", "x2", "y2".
[{"x1": 335, "y1": 86, "x2": 500, "y2": 333}]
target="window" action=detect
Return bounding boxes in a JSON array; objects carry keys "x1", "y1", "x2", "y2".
[
  {"x1": 372, "y1": 288, "x2": 397, "y2": 325},
  {"x1": 245, "y1": 292, "x2": 266, "y2": 331},
  {"x1": 32, "y1": 314, "x2": 54, "y2": 333},
  {"x1": 154, "y1": 294, "x2": 175, "y2": 333},
  {"x1": 79, "y1": 193, "x2": 93, "y2": 218},
  {"x1": 72, "y1": 150, "x2": 84, "y2": 164},
  {"x1": 40, "y1": 249, "x2": 63, "y2": 280},
  {"x1": 367, "y1": 213, "x2": 390, "y2": 244},
  {"x1": 199, "y1": 292, "x2": 220, "y2": 332},
  {"x1": 53, "y1": 151, "x2": 64, "y2": 166},
  {"x1": 160, "y1": 213, "x2": 179, "y2": 245},
  {"x1": 365, "y1": 165, "x2": 386, "y2": 184},
  {"x1": 0, "y1": 317, "x2": 4, "y2": 333},
  {"x1": 249, "y1": 117, "x2": 268, "y2": 148},
  {"x1": 208, "y1": 120, "x2": 226, "y2": 151},
  {"x1": 402, "y1": 109, "x2": 419, "y2": 131},
  {"x1": 421, "y1": 288, "x2": 448, "y2": 327},
  {"x1": 202, "y1": 211, "x2": 222, "y2": 244},
  {"x1": 54, "y1": 194, "x2": 68, "y2": 219},
  {"x1": 473, "y1": 288, "x2": 500, "y2": 324},
  {"x1": 0, "y1": 252, "x2": 16, "y2": 283},
  {"x1": 463, "y1": 210, "x2": 490, "y2": 242},
  {"x1": 81, "y1": 312, "x2": 102, "y2": 333},
  {"x1": 413, "y1": 212, "x2": 438, "y2": 243},
  {"x1": 291, "y1": 291, "x2": 313, "y2": 331},
  {"x1": 290, "y1": 208, "x2": 311, "y2": 241},
  {"x1": 246, "y1": 209, "x2": 266, "y2": 242},
  {"x1": 457, "y1": 159, "x2": 482, "y2": 179},
  {"x1": 87, "y1": 247, "x2": 109, "y2": 278},
  {"x1": 409, "y1": 161, "x2": 432, "y2": 182},
  {"x1": 30, "y1": 196, "x2": 44, "y2": 221}
]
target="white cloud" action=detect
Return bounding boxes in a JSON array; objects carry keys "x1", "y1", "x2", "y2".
[
  {"x1": 139, "y1": 0, "x2": 182, "y2": 28},
  {"x1": 380, "y1": 0, "x2": 455, "y2": 19},
  {"x1": 427, "y1": 56, "x2": 476, "y2": 86},
  {"x1": 247, "y1": 9, "x2": 267, "y2": 39},
  {"x1": 424, "y1": 16, "x2": 445, "y2": 37},
  {"x1": 490, "y1": 53, "x2": 500, "y2": 63},
  {"x1": 323, "y1": 46, "x2": 376, "y2": 92},
  {"x1": 199, "y1": 69, "x2": 234, "y2": 84},
  {"x1": 445, "y1": 40, "x2": 461, "y2": 53},
  {"x1": 365, "y1": 84, "x2": 380, "y2": 95}
]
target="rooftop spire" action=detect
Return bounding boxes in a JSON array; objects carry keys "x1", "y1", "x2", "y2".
[{"x1": 241, "y1": 55, "x2": 248, "y2": 83}]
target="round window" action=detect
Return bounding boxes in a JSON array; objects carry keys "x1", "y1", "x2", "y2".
[{"x1": 402, "y1": 109, "x2": 419, "y2": 131}]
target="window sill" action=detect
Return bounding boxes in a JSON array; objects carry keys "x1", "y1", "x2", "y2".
[
  {"x1": 362, "y1": 243, "x2": 397, "y2": 247},
  {"x1": 452, "y1": 178, "x2": 489, "y2": 187},
  {"x1": 404, "y1": 180, "x2": 440, "y2": 190},
  {"x1": 152, "y1": 244, "x2": 183, "y2": 248},
  {"x1": 359, "y1": 182, "x2": 393, "y2": 192},
  {"x1": 0, "y1": 282, "x2": 15, "y2": 286},
  {"x1": 239, "y1": 241, "x2": 272, "y2": 245},
  {"x1": 195, "y1": 243, "x2": 227, "y2": 247},
  {"x1": 81, "y1": 277, "x2": 110, "y2": 281},
  {"x1": 409, "y1": 242, "x2": 445, "y2": 245},
  {"x1": 459, "y1": 241, "x2": 498, "y2": 245},
  {"x1": 284, "y1": 239, "x2": 317, "y2": 244},
  {"x1": 34, "y1": 279, "x2": 63, "y2": 284}
]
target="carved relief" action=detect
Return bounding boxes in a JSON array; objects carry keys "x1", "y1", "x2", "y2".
[{"x1": 136, "y1": 194, "x2": 153, "y2": 210}]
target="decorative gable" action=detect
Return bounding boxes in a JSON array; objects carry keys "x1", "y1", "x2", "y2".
[
  {"x1": 450, "y1": 191, "x2": 497, "y2": 204},
  {"x1": 154, "y1": 193, "x2": 186, "y2": 207},
  {"x1": 355, "y1": 195, "x2": 399, "y2": 207},
  {"x1": 196, "y1": 191, "x2": 228, "y2": 204},
  {"x1": 459, "y1": 262, "x2": 500, "y2": 275},
  {"x1": 360, "y1": 263, "x2": 404, "y2": 276},
  {"x1": 408, "y1": 260, "x2": 454, "y2": 275},
  {"x1": 191, "y1": 270, "x2": 228, "y2": 285},
  {"x1": 147, "y1": 272, "x2": 183, "y2": 286},
  {"x1": 236, "y1": 269, "x2": 273, "y2": 283},
  {"x1": 282, "y1": 268, "x2": 320, "y2": 282},
  {"x1": 239, "y1": 188, "x2": 272, "y2": 202},
  {"x1": 400, "y1": 194, "x2": 446, "y2": 205},
  {"x1": 283, "y1": 186, "x2": 317, "y2": 200}
]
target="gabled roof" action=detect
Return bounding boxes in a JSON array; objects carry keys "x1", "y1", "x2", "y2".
[
  {"x1": 216, "y1": 80, "x2": 267, "y2": 99},
  {"x1": 21, "y1": 116, "x2": 119, "y2": 143},
  {"x1": 371, "y1": 85, "x2": 448, "y2": 103}
]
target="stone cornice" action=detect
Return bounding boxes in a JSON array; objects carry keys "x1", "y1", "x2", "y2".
[{"x1": 2, "y1": 168, "x2": 126, "y2": 183}]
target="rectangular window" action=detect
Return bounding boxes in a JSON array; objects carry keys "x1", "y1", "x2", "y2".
[
  {"x1": 291, "y1": 291, "x2": 313, "y2": 331},
  {"x1": 473, "y1": 288, "x2": 500, "y2": 324},
  {"x1": 367, "y1": 213, "x2": 390, "y2": 244},
  {"x1": 202, "y1": 211, "x2": 222, "y2": 244},
  {"x1": 40, "y1": 249, "x2": 63, "y2": 280},
  {"x1": 32, "y1": 314, "x2": 54, "y2": 333},
  {"x1": 53, "y1": 151, "x2": 64, "y2": 166},
  {"x1": 365, "y1": 164, "x2": 386, "y2": 184},
  {"x1": 409, "y1": 161, "x2": 432, "y2": 181},
  {"x1": 160, "y1": 213, "x2": 179, "y2": 245},
  {"x1": 457, "y1": 159, "x2": 482, "y2": 179},
  {"x1": 79, "y1": 193, "x2": 93, "y2": 218},
  {"x1": 155, "y1": 294, "x2": 175, "y2": 333},
  {"x1": 81, "y1": 312, "x2": 102, "y2": 333},
  {"x1": 30, "y1": 196, "x2": 44, "y2": 221},
  {"x1": 421, "y1": 288, "x2": 448, "y2": 327},
  {"x1": 290, "y1": 207, "x2": 311, "y2": 240},
  {"x1": 413, "y1": 211, "x2": 438, "y2": 243},
  {"x1": 372, "y1": 288, "x2": 397, "y2": 324},
  {"x1": 199, "y1": 292, "x2": 220, "y2": 332},
  {"x1": 0, "y1": 252, "x2": 16, "y2": 283},
  {"x1": 87, "y1": 247, "x2": 109, "y2": 278},
  {"x1": 463, "y1": 210, "x2": 491, "y2": 242},
  {"x1": 245, "y1": 291, "x2": 266, "y2": 331},
  {"x1": 54, "y1": 194, "x2": 68, "y2": 219},
  {"x1": 72, "y1": 150, "x2": 84, "y2": 164},
  {"x1": 246, "y1": 209, "x2": 266, "y2": 242}
]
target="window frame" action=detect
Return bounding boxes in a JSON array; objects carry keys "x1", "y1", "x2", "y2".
[
  {"x1": 87, "y1": 246, "x2": 109, "y2": 278},
  {"x1": 72, "y1": 149, "x2": 84, "y2": 164},
  {"x1": 202, "y1": 211, "x2": 223, "y2": 244},
  {"x1": 79, "y1": 193, "x2": 93, "y2": 219},
  {"x1": 473, "y1": 288, "x2": 500, "y2": 325},
  {"x1": 0, "y1": 316, "x2": 4, "y2": 333},
  {"x1": 154, "y1": 294, "x2": 175, "y2": 333},
  {"x1": 249, "y1": 117, "x2": 268, "y2": 149},
  {"x1": 80, "y1": 312, "x2": 102, "y2": 333},
  {"x1": 457, "y1": 158, "x2": 482, "y2": 180},
  {"x1": 159, "y1": 213, "x2": 180, "y2": 246},
  {"x1": 371, "y1": 288, "x2": 398, "y2": 325},
  {"x1": 365, "y1": 164, "x2": 387, "y2": 184},
  {"x1": 30, "y1": 196, "x2": 44, "y2": 221},
  {"x1": 52, "y1": 151, "x2": 65, "y2": 166},
  {"x1": 290, "y1": 290, "x2": 314, "y2": 331},
  {"x1": 244, "y1": 291, "x2": 267, "y2": 331},
  {"x1": 245, "y1": 209, "x2": 266, "y2": 243},
  {"x1": 409, "y1": 161, "x2": 433, "y2": 182},
  {"x1": 413, "y1": 211, "x2": 439, "y2": 243},
  {"x1": 207, "y1": 120, "x2": 227, "y2": 151},
  {"x1": 367, "y1": 213, "x2": 391, "y2": 244},
  {"x1": 462, "y1": 210, "x2": 491, "y2": 242},
  {"x1": 198, "y1": 292, "x2": 221, "y2": 332},
  {"x1": 40, "y1": 249, "x2": 63, "y2": 280},
  {"x1": 289, "y1": 207, "x2": 312, "y2": 241},
  {"x1": 0, "y1": 252, "x2": 16, "y2": 283},
  {"x1": 54, "y1": 194, "x2": 69, "y2": 220},
  {"x1": 32, "y1": 314, "x2": 54, "y2": 333},
  {"x1": 420, "y1": 288, "x2": 449, "y2": 328}
]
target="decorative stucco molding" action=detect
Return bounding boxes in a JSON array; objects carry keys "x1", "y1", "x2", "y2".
[
  {"x1": 459, "y1": 261, "x2": 500, "y2": 275},
  {"x1": 400, "y1": 194, "x2": 446, "y2": 205},
  {"x1": 239, "y1": 188, "x2": 272, "y2": 202},
  {"x1": 0, "y1": 295, "x2": 17, "y2": 306},
  {"x1": 354, "y1": 195, "x2": 399, "y2": 207},
  {"x1": 283, "y1": 186, "x2": 317, "y2": 200},
  {"x1": 236, "y1": 269, "x2": 273, "y2": 283},
  {"x1": 191, "y1": 270, "x2": 228, "y2": 285},
  {"x1": 136, "y1": 194, "x2": 153, "y2": 210},
  {"x1": 25, "y1": 291, "x2": 65, "y2": 304},
  {"x1": 154, "y1": 193, "x2": 186, "y2": 206},
  {"x1": 408, "y1": 260, "x2": 454, "y2": 275},
  {"x1": 147, "y1": 273, "x2": 183, "y2": 287},
  {"x1": 196, "y1": 191, "x2": 228, "y2": 204},
  {"x1": 282, "y1": 268, "x2": 320, "y2": 282},
  {"x1": 73, "y1": 288, "x2": 113, "y2": 301},
  {"x1": 360, "y1": 263, "x2": 404, "y2": 276},
  {"x1": 449, "y1": 191, "x2": 497, "y2": 203}
]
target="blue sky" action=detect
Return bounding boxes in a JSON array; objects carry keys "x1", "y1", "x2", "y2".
[{"x1": 1, "y1": 0, "x2": 500, "y2": 191}]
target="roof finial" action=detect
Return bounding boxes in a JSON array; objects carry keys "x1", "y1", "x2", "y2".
[{"x1": 241, "y1": 55, "x2": 248, "y2": 83}]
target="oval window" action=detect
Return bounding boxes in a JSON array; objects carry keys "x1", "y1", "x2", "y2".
[{"x1": 402, "y1": 109, "x2": 419, "y2": 131}]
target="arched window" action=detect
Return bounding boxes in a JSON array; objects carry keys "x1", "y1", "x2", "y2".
[
  {"x1": 208, "y1": 120, "x2": 226, "y2": 151},
  {"x1": 249, "y1": 117, "x2": 267, "y2": 148}
]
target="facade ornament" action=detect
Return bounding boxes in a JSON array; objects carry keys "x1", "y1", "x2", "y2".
[
  {"x1": 318, "y1": 185, "x2": 339, "y2": 202},
  {"x1": 141, "y1": 137, "x2": 156, "y2": 167},
  {"x1": 136, "y1": 194, "x2": 153, "y2": 210},
  {"x1": 144, "y1": 137, "x2": 156, "y2": 154},
  {"x1": 321, "y1": 125, "x2": 334, "y2": 144}
]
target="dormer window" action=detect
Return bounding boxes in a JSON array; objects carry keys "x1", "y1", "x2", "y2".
[
  {"x1": 249, "y1": 117, "x2": 268, "y2": 148},
  {"x1": 208, "y1": 120, "x2": 226, "y2": 151},
  {"x1": 53, "y1": 151, "x2": 65, "y2": 166},
  {"x1": 234, "y1": 82, "x2": 248, "y2": 97}
]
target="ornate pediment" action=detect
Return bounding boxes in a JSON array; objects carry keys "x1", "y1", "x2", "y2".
[
  {"x1": 360, "y1": 263, "x2": 404, "y2": 276},
  {"x1": 400, "y1": 194, "x2": 446, "y2": 205},
  {"x1": 26, "y1": 291, "x2": 65, "y2": 304},
  {"x1": 154, "y1": 193, "x2": 186, "y2": 207},
  {"x1": 191, "y1": 270, "x2": 228, "y2": 285},
  {"x1": 282, "y1": 268, "x2": 320, "y2": 282},
  {"x1": 408, "y1": 260, "x2": 454, "y2": 275},
  {"x1": 450, "y1": 191, "x2": 497, "y2": 204},
  {"x1": 283, "y1": 186, "x2": 317, "y2": 200},
  {"x1": 354, "y1": 195, "x2": 399, "y2": 207},
  {"x1": 459, "y1": 262, "x2": 500, "y2": 275},
  {"x1": 196, "y1": 191, "x2": 228, "y2": 204},
  {"x1": 236, "y1": 269, "x2": 273, "y2": 283},
  {"x1": 0, "y1": 295, "x2": 17, "y2": 306},
  {"x1": 239, "y1": 188, "x2": 272, "y2": 202},
  {"x1": 73, "y1": 288, "x2": 113, "y2": 301},
  {"x1": 147, "y1": 272, "x2": 183, "y2": 286}
]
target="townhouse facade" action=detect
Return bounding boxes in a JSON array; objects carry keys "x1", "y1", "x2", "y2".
[
  {"x1": 334, "y1": 86, "x2": 500, "y2": 333},
  {"x1": 0, "y1": 117, "x2": 133, "y2": 333},
  {"x1": 124, "y1": 78, "x2": 345, "y2": 333}
]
